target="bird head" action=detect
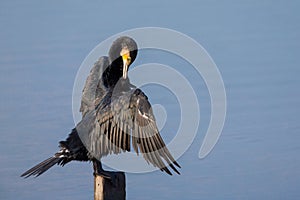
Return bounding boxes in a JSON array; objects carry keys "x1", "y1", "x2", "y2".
[{"x1": 109, "y1": 36, "x2": 138, "y2": 79}]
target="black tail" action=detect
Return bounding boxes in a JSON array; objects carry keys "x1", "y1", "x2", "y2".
[
  {"x1": 21, "y1": 157, "x2": 63, "y2": 178},
  {"x1": 21, "y1": 148, "x2": 70, "y2": 178},
  {"x1": 21, "y1": 128, "x2": 89, "y2": 178}
]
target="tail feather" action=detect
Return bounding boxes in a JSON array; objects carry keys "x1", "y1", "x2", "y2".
[
  {"x1": 21, "y1": 156, "x2": 64, "y2": 178},
  {"x1": 21, "y1": 132, "x2": 83, "y2": 178}
]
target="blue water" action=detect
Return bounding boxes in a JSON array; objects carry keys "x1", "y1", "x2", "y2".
[{"x1": 1, "y1": 0, "x2": 300, "y2": 199}]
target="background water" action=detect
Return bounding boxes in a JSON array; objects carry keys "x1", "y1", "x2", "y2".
[{"x1": 1, "y1": 0, "x2": 300, "y2": 199}]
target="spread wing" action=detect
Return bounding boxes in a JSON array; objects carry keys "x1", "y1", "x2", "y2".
[
  {"x1": 91, "y1": 88, "x2": 181, "y2": 175},
  {"x1": 80, "y1": 56, "x2": 109, "y2": 117}
]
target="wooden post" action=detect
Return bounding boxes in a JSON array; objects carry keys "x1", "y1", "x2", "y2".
[{"x1": 94, "y1": 172, "x2": 126, "y2": 200}]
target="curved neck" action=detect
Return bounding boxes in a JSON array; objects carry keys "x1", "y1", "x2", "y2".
[{"x1": 102, "y1": 61, "x2": 123, "y2": 88}]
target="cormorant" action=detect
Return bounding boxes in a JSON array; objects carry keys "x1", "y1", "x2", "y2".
[{"x1": 21, "y1": 36, "x2": 181, "y2": 179}]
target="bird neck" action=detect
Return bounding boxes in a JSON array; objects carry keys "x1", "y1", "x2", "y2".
[{"x1": 102, "y1": 62, "x2": 123, "y2": 88}]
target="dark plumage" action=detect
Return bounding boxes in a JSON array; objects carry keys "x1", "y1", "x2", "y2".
[{"x1": 21, "y1": 36, "x2": 180, "y2": 179}]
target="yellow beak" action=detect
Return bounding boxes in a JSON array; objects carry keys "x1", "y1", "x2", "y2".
[{"x1": 122, "y1": 53, "x2": 131, "y2": 79}]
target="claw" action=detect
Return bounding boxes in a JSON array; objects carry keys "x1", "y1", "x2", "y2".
[
  {"x1": 92, "y1": 160, "x2": 117, "y2": 187},
  {"x1": 93, "y1": 171, "x2": 111, "y2": 180}
]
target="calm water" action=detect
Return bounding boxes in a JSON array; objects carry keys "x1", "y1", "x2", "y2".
[{"x1": 1, "y1": 1, "x2": 300, "y2": 199}]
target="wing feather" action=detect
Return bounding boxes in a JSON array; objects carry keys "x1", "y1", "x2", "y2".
[
  {"x1": 77, "y1": 86, "x2": 180, "y2": 175},
  {"x1": 80, "y1": 56, "x2": 109, "y2": 117},
  {"x1": 94, "y1": 88, "x2": 181, "y2": 175}
]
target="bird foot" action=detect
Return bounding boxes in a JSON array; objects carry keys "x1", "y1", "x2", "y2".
[
  {"x1": 93, "y1": 160, "x2": 117, "y2": 186},
  {"x1": 93, "y1": 171, "x2": 111, "y2": 179},
  {"x1": 94, "y1": 171, "x2": 117, "y2": 187}
]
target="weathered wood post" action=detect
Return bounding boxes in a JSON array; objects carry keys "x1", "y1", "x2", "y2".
[{"x1": 94, "y1": 171, "x2": 126, "y2": 200}]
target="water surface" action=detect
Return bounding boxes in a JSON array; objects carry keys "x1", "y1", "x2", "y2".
[{"x1": 0, "y1": 1, "x2": 300, "y2": 199}]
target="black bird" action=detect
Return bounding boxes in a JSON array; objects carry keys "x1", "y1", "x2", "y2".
[{"x1": 21, "y1": 36, "x2": 181, "y2": 179}]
